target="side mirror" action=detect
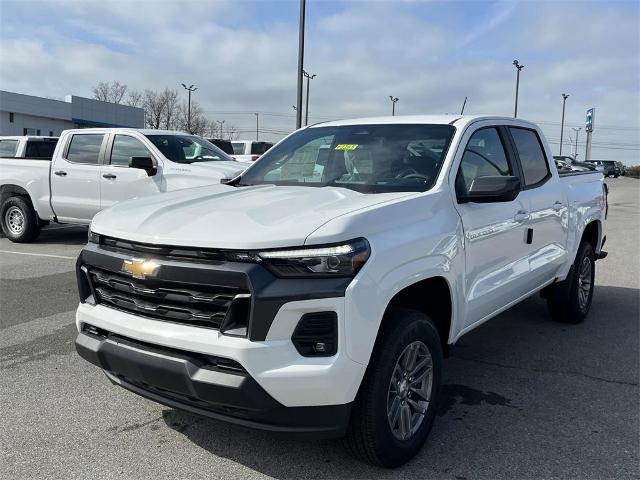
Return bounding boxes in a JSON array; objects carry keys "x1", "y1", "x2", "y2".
[
  {"x1": 129, "y1": 156, "x2": 157, "y2": 176},
  {"x1": 458, "y1": 175, "x2": 520, "y2": 203}
]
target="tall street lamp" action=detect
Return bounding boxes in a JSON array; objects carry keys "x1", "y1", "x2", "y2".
[
  {"x1": 295, "y1": 0, "x2": 306, "y2": 129},
  {"x1": 512, "y1": 60, "x2": 524, "y2": 118},
  {"x1": 390, "y1": 96, "x2": 399, "y2": 116},
  {"x1": 303, "y1": 70, "x2": 316, "y2": 126},
  {"x1": 181, "y1": 83, "x2": 197, "y2": 133},
  {"x1": 559, "y1": 93, "x2": 570, "y2": 155},
  {"x1": 572, "y1": 127, "x2": 581, "y2": 158}
]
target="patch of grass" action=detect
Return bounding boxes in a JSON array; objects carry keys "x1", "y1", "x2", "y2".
[{"x1": 625, "y1": 165, "x2": 640, "y2": 178}]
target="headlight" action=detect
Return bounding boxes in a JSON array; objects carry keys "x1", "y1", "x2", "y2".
[{"x1": 255, "y1": 238, "x2": 370, "y2": 277}]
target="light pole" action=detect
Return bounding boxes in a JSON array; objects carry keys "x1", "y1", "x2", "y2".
[
  {"x1": 559, "y1": 93, "x2": 570, "y2": 155},
  {"x1": 295, "y1": 0, "x2": 306, "y2": 129},
  {"x1": 512, "y1": 60, "x2": 524, "y2": 118},
  {"x1": 389, "y1": 96, "x2": 399, "y2": 116},
  {"x1": 572, "y1": 127, "x2": 581, "y2": 158},
  {"x1": 181, "y1": 83, "x2": 197, "y2": 133},
  {"x1": 303, "y1": 70, "x2": 316, "y2": 126},
  {"x1": 255, "y1": 112, "x2": 259, "y2": 141},
  {"x1": 216, "y1": 120, "x2": 225, "y2": 138}
]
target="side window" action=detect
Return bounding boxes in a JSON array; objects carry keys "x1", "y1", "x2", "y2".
[
  {"x1": 66, "y1": 134, "x2": 104, "y2": 164},
  {"x1": 110, "y1": 135, "x2": 152, "y2": 166},
  {"x1": 456, "y1": 128, "x2": 511, "y2": 196},
  {"x1": 25, "y1": 141, "x2": 57, "y2": 159},
  {"x1": 251, "y1": 142, "x2": 272, "y2": 155},
  {"x1": 231, "y1": 142, "x2": 246, "y2": 155},
  {"x1": 509, "y1": 127, "x2": 549, "y2": 187},
  {"x1": 0, "y1": 140, "x2": 19, "y2": 157}
]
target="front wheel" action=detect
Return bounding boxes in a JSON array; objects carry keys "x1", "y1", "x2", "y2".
[
  {"x1": 343, "y1": 308, "x2": 443, "y2": 467},
  {"x1": 0, "y1": 196, "x2": 41, "y2": 243},
  {"x1": 546, "y1": 241, "x2": 595, "y2": 323}
]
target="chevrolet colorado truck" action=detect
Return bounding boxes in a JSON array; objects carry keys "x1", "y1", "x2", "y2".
[
  {"x1": 0, "y1": 128, "x2": 249, "y2": 242},
  {"x1": 75, "y1": 115, "x2": 607, "y2": 467}
]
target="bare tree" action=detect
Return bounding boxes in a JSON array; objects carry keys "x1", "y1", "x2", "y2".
[
  {"x1": 125, "y1": 90, "x2": 143, "y2": 108},
  {"x1": 92, "y1": 80, "x2": 128, "y2": 104},
  {"x1": 162, "y1": 88, "x2": 180, "y2": 130},
  {"x1": 225, "y1": 124, "x2": 240, "y2": 140},
  {"x1": 143, "y1": 90, "x2": 167, "y2": 129},
  {"x1": 110, "y1": 81, "x2": 128, "y2": 104},
  {"x1": 92, "y1": 82, "x2": 111, "y2": 102}
]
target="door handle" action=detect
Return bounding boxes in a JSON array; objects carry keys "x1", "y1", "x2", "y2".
[
  {"x1": 514, "y1": 211, "x2": 530, "y2": 223},
  {"x1": 552, "y1": 201, "x2": 564, "y2": 211},
  {"x1": 102, "y1": 173, "x2": 117, "y2": 180},
  {"x1": 54, "y1": 170, "x2": 67, "y2": 176}
]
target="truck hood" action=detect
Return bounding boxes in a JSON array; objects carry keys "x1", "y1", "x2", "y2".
[
  {"x1": 165, "y1": 160, "x2": 251, "y2": 179},
  {"x1": 91, "y1": 184, "x2": 411, "y2": 249}
]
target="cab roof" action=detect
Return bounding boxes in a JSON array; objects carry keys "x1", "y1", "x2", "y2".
[{"x1": 310, "y1": 114, "x2": 540, "y2": 130}]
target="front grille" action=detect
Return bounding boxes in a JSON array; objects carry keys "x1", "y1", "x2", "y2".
[{"x1": 87, "y1": 266, "x2": 249, "y2": 330}]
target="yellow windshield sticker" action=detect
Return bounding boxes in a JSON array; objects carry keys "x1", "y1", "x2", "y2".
[{"x1": 334, "y1": 144, "x2": 358, "y2": 150}]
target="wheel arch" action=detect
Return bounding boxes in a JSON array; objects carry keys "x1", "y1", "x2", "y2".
[
  {"x1": 580, "y1": 219, "x2": 601, "y2": 253},
  {"x1": 0, "y1": 184, "x2": 36, "y2": 211},
  {"x1": 380, "y1": 276, "x2": 453, "y2": 356}
]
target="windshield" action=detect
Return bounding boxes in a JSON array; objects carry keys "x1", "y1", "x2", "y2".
[
  {"x1": 238, "y1": 124, "x2": 455, "y2": 193},
  {"x1": 145, "y1": 135, "x2": 234, "y2": 163}
]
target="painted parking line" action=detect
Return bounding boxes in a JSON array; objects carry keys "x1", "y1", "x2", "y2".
[{"x1": 0, "y1": 250, "x2": 76, "y2": 260}]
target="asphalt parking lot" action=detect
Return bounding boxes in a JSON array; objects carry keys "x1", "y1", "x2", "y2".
[{"x1": 1, "y1": 178, "x2": 638, "y2": 480}]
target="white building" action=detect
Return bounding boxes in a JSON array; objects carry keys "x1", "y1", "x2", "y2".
[{"x1": 0, "y1": 90, "x2": 144, "y2": 136}]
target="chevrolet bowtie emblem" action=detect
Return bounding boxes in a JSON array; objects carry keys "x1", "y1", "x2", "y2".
[{"x1": 122, "y1": 258, "x2": 160, "y2": 279}]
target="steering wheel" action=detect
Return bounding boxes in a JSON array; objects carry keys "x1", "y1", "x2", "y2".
[
  {"x1": 395, "y1": 167, "x2": 419, "y2": 178},
  {"x1": 402, "y1": 173, "x2": 430, "y2": 182}
]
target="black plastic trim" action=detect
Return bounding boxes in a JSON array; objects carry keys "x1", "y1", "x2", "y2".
[{"x1": 75, "y1": 331, "x2": 351, "y2": 437}]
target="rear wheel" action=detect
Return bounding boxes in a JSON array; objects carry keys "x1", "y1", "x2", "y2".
[
  {"x1": 546, "y1": 241, "x2": 595, "y2": 324},
  {"x1": 0, "y1": 196, "x2": 41, "y2": 243},
  {"x1": 343, "y1": 308, "x2": 442, "y2": 467}
]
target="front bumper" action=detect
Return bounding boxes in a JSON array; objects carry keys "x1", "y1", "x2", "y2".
[{"x1": 76, "y1": 329, "x2": 351, "y2": 437}]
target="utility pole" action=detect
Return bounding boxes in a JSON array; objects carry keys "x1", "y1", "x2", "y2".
[
  {"x1": 295, "y1": 0, "x2": 306, "y2": 129},
  {"x1": 181, "y1": 83, "x2": 197, "y2": 133},
  {"x1": 460, "y1": 96, "x2": 468, "y2": 115},
  {"x1": 559, "y1": 93, "x2": 570, "y2": 155},
  {"x1": 512, "y1": 60, "x2": 524, "y2": 118},
  {"x1": 255, "y1": 112, "x2": 259, "y2": 141},
  {"x1": 572, "y1": 127, "x2": 581, "y2": 158},
  {"x1": 303, "y1": 70, "x2": 316, "y2": 126},
  {"x1": 389, "y1": 96, "x2": 399, "y2": 116}
]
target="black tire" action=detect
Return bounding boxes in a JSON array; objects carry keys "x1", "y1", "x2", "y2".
[
  {"x1": 343, "y1": 308, "x2": 443, "y2": 468},
  {"x1": 546, "y1": 241, "x2": 595, "y2": 324},
  {"x1": 0, "y1": 196, "x2": 41, "y2": 243}
]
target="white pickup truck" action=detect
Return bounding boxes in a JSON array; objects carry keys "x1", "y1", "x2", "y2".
[
  {"x1": 74, "y1": 115, "x2": 607, "y2": 467},
  {"x1": 0, "y1": 128, "x2": 249, "y2": 242}
]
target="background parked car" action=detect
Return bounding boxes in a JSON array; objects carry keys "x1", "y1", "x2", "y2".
[
  {"x1": 553, "y1": 155, "x2": 595, "y2": 171},
  {"x1": 231, "y1": 140, "x2": 274, "y2": 161}
]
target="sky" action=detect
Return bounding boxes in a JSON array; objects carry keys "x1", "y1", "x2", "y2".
[{"x1": 1, "y1": 0, "x2": 639, "y2": 163}]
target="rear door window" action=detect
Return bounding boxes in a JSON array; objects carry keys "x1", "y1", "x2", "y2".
[
  {"x1": 66, "y1": 134, "x2": 105, "y2": 164},
  {"x1": 0, "y1": 139, "x2": 19, "y2": 157},
  {"x1": 509, "y1": 128, "x2": 550, "y2": 187}
]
